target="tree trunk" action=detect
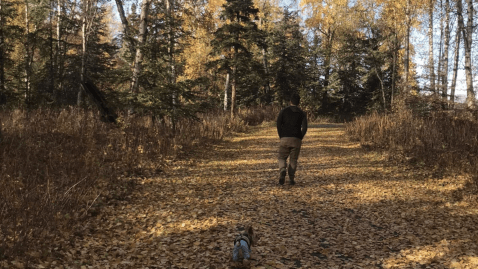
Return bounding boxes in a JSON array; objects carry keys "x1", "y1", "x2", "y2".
[
  {"x1": 24, "y1": 0, "x2": 31, "y2": 105},
  {"x1": 428, "y1": 0, "x2": 436, "y2": 95},
  {"x1": 78, "y1": 0, "x2": 88, "y2": 106},
  {"x1": 376, "y1": 68, "x2": 386, "y2": 111},
  {"x1": 463, "y1": 0, "x2": 475, "y2": 108},
  {"x1": 114, "y1": 0, "x2": 135, "y2": 54},
  {"x1": 231, "y1": 65, "x2": 236, "y2": 119},
  {"x1": 49, "y1": 0, "x2": 54, "y2": 99},
  {"x1": 0, "y1": 0, "x2": 4, "y2": 98},
  {"x1": 81, "y1": 81, "x2": 117, "y2": 123},
  {"x1": 130, "y1": 0, "x2": 150, "y2": 94},
  {"x1": 450, "y1": 13, "x2": 461, "y2": 108},
  {"x1": 262, "y1": 47, "x2": 270, "y2": 104},
  {"x1": 167, "y1": 0, "x2": 176, "y2": 132},
  {"x1": 322, "y1": 30, "x2": 334, "y2": 112},
  {"x1": 257, "y1": 16, "x2": 270, "y2": 104},
  {"x1": 442, "y1": 0, "x2": 450, "y2": 105},
  {"x1": 436, "y1": 0, "x2": 444, "y2": 99},
  {"x1": 56, "y1": 0, "x2": 63, "y2": 102},
  {"x1": 224, "y1": 72, "x2": 229, "y2": 111},
  {"x1": 457, "y1": 0, "x2": 475, "y2": 109},
  {"x1": 404, "y1": 0, "x2": 411, "y2": 94},
  {"x1": 391, "y1": 32, "x2": 397, "y2": 107}
]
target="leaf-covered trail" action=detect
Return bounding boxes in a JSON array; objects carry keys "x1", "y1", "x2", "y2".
[{"x1": 51, "y1": 124, "x2": 478, "y2": 268}]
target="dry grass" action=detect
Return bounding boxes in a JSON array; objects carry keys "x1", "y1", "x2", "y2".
[
  {"x1": 0, "y1": 106, "x2": 278, "y2": 259},
  {"x1": 345, "y1": 108, "x2": 478, "y2": 178},
  {"x1": 9, "y1": 122, "x2": 478, "y2": 268}
]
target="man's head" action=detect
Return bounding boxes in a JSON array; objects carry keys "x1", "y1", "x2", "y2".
[{"x1": 290, "y1": 93, "x2": 300, "y2": 106}]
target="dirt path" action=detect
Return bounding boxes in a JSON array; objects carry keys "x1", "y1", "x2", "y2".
[{"x1": 39, "y1": 123, "x2": 478, "y2": 268}]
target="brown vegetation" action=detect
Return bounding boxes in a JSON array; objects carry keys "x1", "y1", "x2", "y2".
[
  {"x1": 345, "y1": 108, "x2": 478, "y2": 189},
  {"x1": 3, "y1": 122, "x2": 478, "y2": 268},
  {"x1": 0, "y1": 106, "x2": 278, "y2": 259}
]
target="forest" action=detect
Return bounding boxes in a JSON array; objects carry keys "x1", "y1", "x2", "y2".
[
  {"x1": 0, "y1": 0, "x2": 474, "y2": 115},
  {"x1": 1, "y1": 0, "x2": 478, "y2": 268}
]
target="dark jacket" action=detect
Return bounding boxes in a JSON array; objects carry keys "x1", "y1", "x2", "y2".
[{"x1": 277, "y1": 106, "x2": 308, "y2": 139}]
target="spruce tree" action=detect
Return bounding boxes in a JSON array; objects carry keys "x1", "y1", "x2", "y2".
[
  {"x1": 0, "y1": 0, "x2": 20, "y2": 104},
  {"x1": 209, "y1": 0, "x2": 263, "y2": 117},
  {"x1": 270, "y1": 10, "x2": 307, "y2": 106}
]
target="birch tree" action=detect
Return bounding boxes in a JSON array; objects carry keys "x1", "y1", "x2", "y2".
[
  {"x1": 404, "y1": 0, "x2": 411, "y2": 93},
  {"x1": 0, "y1": 0, "x2": 7, "y2": 100},
  {"x1": 78, "y1": 0, "x2": 90, "y2": 105},
  {"x1": 56, "y1": 0, "x2": 63, "y2": 101},
  {"x1": 462, "y1": 0, "x2": 475, "y2": 108},
  {"x1": 166, "y1": 0, "x2": 177, "y2": 130},
  {"x1": 129, "y1": 0, "x2": 150, "y2": 94},
  {"x1": 441, "y1": 0, "x2": 450, "y2": 104},
  {"x1": 427, "y1": 0, "x2": 435, "y2": 95},
  {"x1": 24, "y1": 0, "x2": 32, "y2": 104},
  {"x1": 450, "y1": 8, "x2": 460, "y2": 107},
  {"x1": 301, "y1": 0, "x2": 348, "y2": 111},
  {"x1": 456, "y1": 0, "x2": 475, "y2": 108}
]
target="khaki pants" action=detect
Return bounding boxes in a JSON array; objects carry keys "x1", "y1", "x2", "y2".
[{"x1": 278, "y1": 137, "x2": 302, "y2": 177}]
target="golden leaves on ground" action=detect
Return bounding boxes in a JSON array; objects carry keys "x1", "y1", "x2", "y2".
[{"x1": 8, "y1": 123, "x2": 478, "y2": 268}]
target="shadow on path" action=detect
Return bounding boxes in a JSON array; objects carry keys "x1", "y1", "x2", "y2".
[{"x1": 41, "y1": 124, "x2": 478, "y2": 268}]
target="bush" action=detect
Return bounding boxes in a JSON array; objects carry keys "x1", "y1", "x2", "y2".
[
  {"x1": 237, "y1": 106, "x2": 280, "y2": 126},
  {"x1": 345, "y1": 108, "x2": 478, "y2": 175},
  {"x1": 0, "y1": 106, "x2": 275, "y2": 259}
]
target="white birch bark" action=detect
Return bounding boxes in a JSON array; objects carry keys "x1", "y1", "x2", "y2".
[
  {"x1": 130, "y1": 0, "x2": 151, "y2": 94},
  {"x1": 404, "y1": 0, "x2": 411, "y2": 94},
  {"x1": 450, "y1": 13, "x2": 461, "y2": 107},
  {"x1": 457, "y1": 0, "x2": 475, "y2": 109},
  {"x1": 428, "y1": 0, "x2": 436, "y2": 95},
  {"x1": 224, "y1": 72, "x2": 230, "y2": 111},
  {"x1": 49, "y1": 0, "x2": 54, "y2": 95},
  {"x1": 436, "y1": 0, "x2": 444, "y2": 97},
  {"x1": 114, "y1": 0, "x2": 135, "y2": 54},
  {"x1": 167, "y1": 0, "x2": 177, "y2": 131},
  {"x1": 56, "y1": 0, "x2": 62, "y2": 100},
  {"x1": 78, "y1": 0, "x2": 88, "y2": 106},
  {"x1": 0, "y1": 0, "x2": 4, "y2": 95},
  {"x1": 24, "y1": 0, "x2": 31, "y2": 103},
  {"x1": 463, "y1": 0, "x2": 475, "y2": 108},
  {"x1": 231, "y1": 64, "x2": 236, "y2": 119},
  {"x1": 442, "y1": 0, "x2": 450, "y2": 102}
]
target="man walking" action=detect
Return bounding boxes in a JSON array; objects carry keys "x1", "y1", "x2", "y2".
[{"x1": 276, "y1": 93, "x2": 308, "y2": 185}]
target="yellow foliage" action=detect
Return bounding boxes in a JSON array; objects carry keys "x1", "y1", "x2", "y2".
[
  {"x1": 179, "y1": 27, "x2": 214, "y2": 81},
  {"x1": 207, "y1": 0, "x2": 226, "y2": 15},
  {"x1": 300, "y1": 0, "x2": 351, "y2": 30},
  {"x1": 254, "y1": 0, "x2": 282, "y2": 30}
]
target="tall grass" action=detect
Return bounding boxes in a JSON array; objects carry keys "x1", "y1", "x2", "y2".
[
  {"x1": 0, "y1": 106, "x2": 278, "y2": 259},
  {"x1": 345, "y1": 109, "x2": 478, "y2": 175}
]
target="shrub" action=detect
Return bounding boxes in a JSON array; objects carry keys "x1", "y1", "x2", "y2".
[
  {"x1": 0, "y1": 106, "x2": 275, "y2": 259},
  {"x1": 237, "y1": 106, "x2": 280, "y2": 126},
  {"x1": 345, "y1": 108, "x2": 478, "y2": 175}
]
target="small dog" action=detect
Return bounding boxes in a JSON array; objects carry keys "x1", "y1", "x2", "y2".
[{"x1": 232, "y1": 226, "x2": 255, "y2": 263}]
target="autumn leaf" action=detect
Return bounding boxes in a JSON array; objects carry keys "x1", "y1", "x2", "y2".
[{"x1": 9, "y1": 124, "x2": 478, "y2": 268}]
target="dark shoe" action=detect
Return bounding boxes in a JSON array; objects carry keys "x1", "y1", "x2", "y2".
[
  {"x1": 279, "y1": 171, "x2": 286, "y2": 185},
  {"x1": 289, "y1": 176, "x2": 295, "y2": 185}
]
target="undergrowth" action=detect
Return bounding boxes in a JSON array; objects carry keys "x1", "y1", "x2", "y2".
[
  {"x1": 0, "y1": 106, "x2": 278, "y2": 259},
  {"x1": 345, "y1": 108, "x2": 478, "y2": 181}
]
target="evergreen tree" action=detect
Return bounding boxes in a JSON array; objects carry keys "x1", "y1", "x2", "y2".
[
  {"x1": 269, "y1": 9, "x2": 307, "y2": 106},
  {"x1": 130, "y1": 0, "x2": 204, "y2": 121},
  {"x1": 209, "y1": 0, "x2": 263, "y2": 117},
  {"x1": 0, "y1": 0, "x2": 21, "y2": 105}
]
